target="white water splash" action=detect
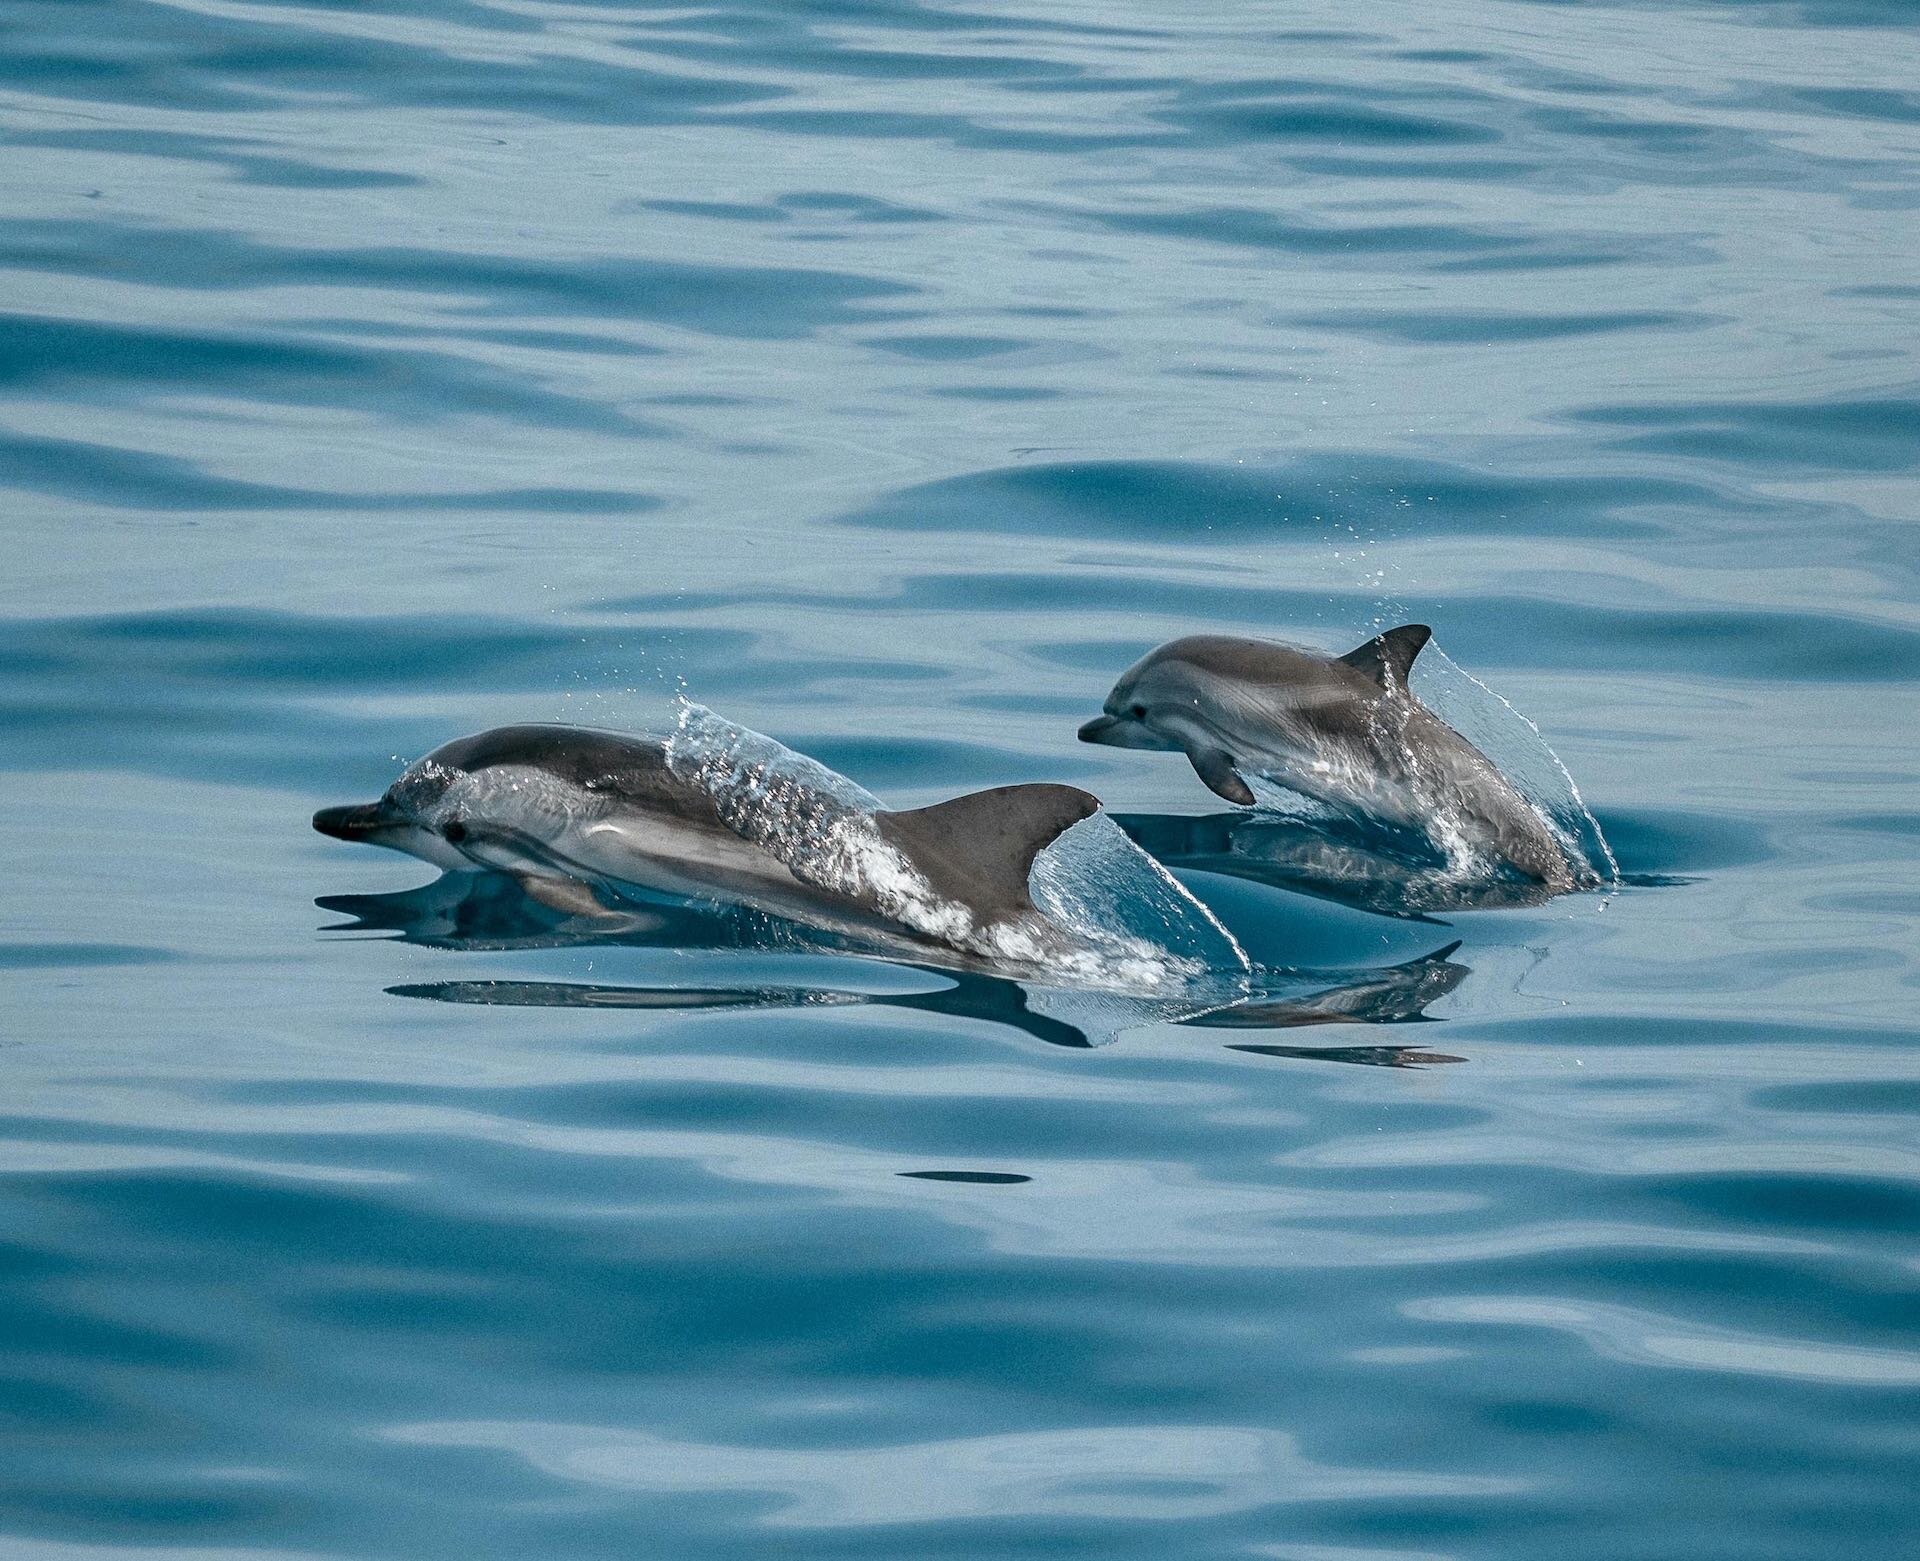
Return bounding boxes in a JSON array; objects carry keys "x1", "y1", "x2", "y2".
[
  {"x1": 665, "y1": 702, "x2": 1248, "y2": 991},
  {"x1": 1031, "y1": 811, "x2": 1249, "y2": 978},
  {"x1": 1416, "y1": 650, "x2": 1619, "y2": 887}
]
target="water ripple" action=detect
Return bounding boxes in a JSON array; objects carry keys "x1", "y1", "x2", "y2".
[{"x1": 5, "y1": 0, "x2": 1919, "y2": 1555}]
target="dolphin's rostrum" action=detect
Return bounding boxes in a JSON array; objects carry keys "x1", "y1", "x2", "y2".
[{"x1": 1079, "y1": 625, "x2": 1582, "y2": 892}]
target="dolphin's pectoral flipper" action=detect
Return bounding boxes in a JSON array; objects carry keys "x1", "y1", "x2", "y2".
[
  {"x1": 1188, "y1": 746, "x2": 1257, "y2": 807},
  {"x1": 873, "y1": 784, "x2": 1101, "y2": 926},
  {"x1": 1338, "y1": 623, "x2": 1432, "y2": 689}
]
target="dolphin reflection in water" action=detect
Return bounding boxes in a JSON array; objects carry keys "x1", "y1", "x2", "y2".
[
  {"x1": 314, "y1": 711, "x2": 1472, "y2": 1060},
  {"x1": 1112, "y1": 809, "x2": 1676, "y2": 921},
  {"x1": 1114, "y1": 809, "x2": 1561, "y2": 920},
  {"x1": 319, "y1": 870, "x2": 1469, "y2": 1063}
]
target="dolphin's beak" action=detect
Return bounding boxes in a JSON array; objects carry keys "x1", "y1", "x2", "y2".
[
  {"x1": 1078, "y1": 714, "x2": 1174, "y2": 751},
  {"x1": 313, "y1": 801, "x2": 400, "y2": 843}
]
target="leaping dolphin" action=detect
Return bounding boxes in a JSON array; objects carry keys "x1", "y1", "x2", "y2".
[
  {"x1": 1078, "y1": 626, "x2": 1581, "y2": 892},
  {"x1": 315, "y1": 723, "x2": 1100, "y2": 970}
]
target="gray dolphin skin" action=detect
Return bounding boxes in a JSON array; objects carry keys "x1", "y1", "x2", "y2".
[
  {"x1": 315, "y1": 724, "x2": 1099, "y2": 963},
  {"x1": 1078, "y1": 626, "x2": 1579, "y2": 892}
]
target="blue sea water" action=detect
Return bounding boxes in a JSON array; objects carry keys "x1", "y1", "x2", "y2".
[{"x1": 4, "y1": 0, "x2": 1919, "y2": 1555}]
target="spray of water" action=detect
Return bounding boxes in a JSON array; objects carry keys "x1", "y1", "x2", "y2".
[
  {"x1": 1416, "y1": 649, "x2": 1619, "y2": 888},
  {"x1": 664, "y1": 702, "x2": 1250, "y2": 991}
]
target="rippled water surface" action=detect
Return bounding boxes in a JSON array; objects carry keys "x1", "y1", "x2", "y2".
[{"x1": 5, "y1": 1, "x2": 1919, "y2": 1556}]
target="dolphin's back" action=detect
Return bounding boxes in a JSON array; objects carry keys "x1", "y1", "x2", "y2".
[
  {"x1": 427, "y1": 724, "x2": 724, "y2": 826},
  {"x1": 1150, "y1": 635, "x2": 1368, "y2": 694}
]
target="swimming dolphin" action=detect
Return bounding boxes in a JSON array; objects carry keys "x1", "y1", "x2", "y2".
[
  {"x1": 1078, "y1": 626, "x2": 1580, "y2": 892},
  {"x1": 315, "y1": 723, "x2": 1100, "y2": 968}
]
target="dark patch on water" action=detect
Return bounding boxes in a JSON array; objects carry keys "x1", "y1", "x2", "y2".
[{"x1": 898, "y1": 1170, "x2": 1033, "y2": 1184}]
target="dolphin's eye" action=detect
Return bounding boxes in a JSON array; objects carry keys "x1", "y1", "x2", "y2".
[
  {"x1": 1129, "y1": 703, "x2": 1147, "y2": 719},
  {"x1": 443, "y1": 820, "x2": 468, "y2": 844}
]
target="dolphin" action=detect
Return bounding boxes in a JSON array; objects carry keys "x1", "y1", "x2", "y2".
[
  {"x1": 315, "y1": 723, "x2": 1100, "y2": 969},
  {"x1": 1078, "y1": 626, "x2": 1580, "y2": 892}
]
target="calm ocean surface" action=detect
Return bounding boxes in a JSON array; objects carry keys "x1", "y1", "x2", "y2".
[{"x1": 4, "y1": 1, "x2": 1919, "y2": 1556}]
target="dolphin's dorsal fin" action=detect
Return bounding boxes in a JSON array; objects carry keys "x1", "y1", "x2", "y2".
[
  {"x1": 1339, "y1": 623, "x2": 1431, "y2": 688},
  {"x1": 873, "y1": 784, "x2": 1100, "y2": 926}
]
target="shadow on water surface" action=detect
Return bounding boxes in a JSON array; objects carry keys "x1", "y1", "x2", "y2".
[{"x1": 320, "y1": 869, "x2": 1470, "y2": 1062}]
